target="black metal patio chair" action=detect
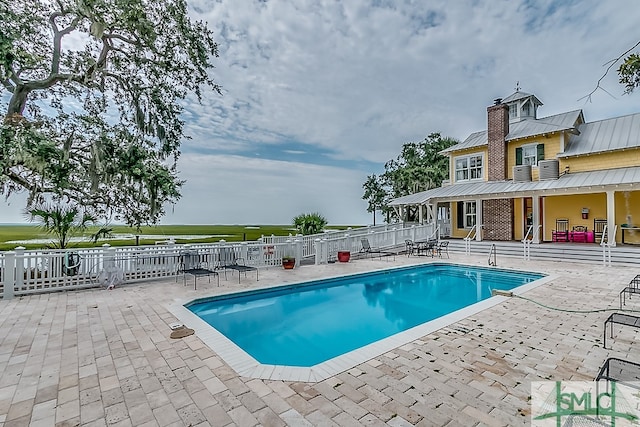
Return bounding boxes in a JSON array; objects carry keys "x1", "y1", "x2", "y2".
[{"x1": 216, "y1": 247, "x2": 258, "y2": 283}]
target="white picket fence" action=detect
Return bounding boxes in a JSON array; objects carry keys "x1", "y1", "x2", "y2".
[
  {"x1": 0, "y1": 224, "x2": 435, "y2": 299},
  {"x1": 262, "y1": 223, "x2": 430, "y2": 258}
]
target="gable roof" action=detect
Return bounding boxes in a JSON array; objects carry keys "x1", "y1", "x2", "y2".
[
  {"x1": 502, "y1": 91, "x2": 543, "y2": 106},
  {"x1": 440, "y1": 109, "x2": 583, "y2": 154},
  {"x1": 506, "y1": 109, "x2": 582, "y2": 141},
  {"x1": 560, "y1": 112, "x2": 640, "y2": 157}
]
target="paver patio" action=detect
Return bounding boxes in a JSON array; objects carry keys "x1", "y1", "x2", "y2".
[{"x1": 1, "y1": 252, "x2": 639, "y2": 426}]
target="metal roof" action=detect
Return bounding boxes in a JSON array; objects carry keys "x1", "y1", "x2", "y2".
[
  {"x1": 561, "y1": 112, "x2": 640, "y2": 157},
  {"x1": 506, "y1": 110, "x2": 581, "y2": 141},
  {"x1": 440, "y1": 130, "x2": 487, "y2": 154},
  {"x1": 389, "y1": 166, "x2": 640, "y2": 206},
  {"x1": 440, "y1": 110, "x2": 582, "y2": 154},
  {"x1": 501, "y1": 91, "x2": 542, "y2": 106}
]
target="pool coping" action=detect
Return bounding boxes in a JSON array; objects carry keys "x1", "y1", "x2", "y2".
[{"x1": 168, "y1": 261, "x2": 555, "y2": 382}]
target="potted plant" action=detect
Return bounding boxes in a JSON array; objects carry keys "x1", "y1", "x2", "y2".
[
  {"x1": 337, "y1": 251, "x2": 351, "y2": 262},
  {"x1": 282, "y1": 256, "x2": 296, "y2": 270}
]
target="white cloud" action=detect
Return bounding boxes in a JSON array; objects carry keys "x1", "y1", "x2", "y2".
[
  {"x1": 162, "y1": 153, "x2": 374, "y2": 225},
  {"x1": 2, "y1": 0, "x2": 639, "y2": 225}
]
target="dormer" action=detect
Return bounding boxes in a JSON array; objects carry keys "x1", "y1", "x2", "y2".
[{"x1": 502, "y1": 90, "x2": 543, "y2": 123}]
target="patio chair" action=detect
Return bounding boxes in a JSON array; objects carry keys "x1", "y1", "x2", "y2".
[
  {"x1": 216, "y1": 247, "x2": 258, "y2": 283},
  {"x1": 435, "y1": 240, "x2": 450, "y2": 258},
  {"x1": 360, "y1": 238, "x2": 394, "y2": 259},
  {"x1": 552, "y1": 219, "x2": 569, "y2": 242},
  {"x1": 405, "y1": 239, "x2": 416, "y2": 257},
  {"x1": 594, "y1": 219, "x2": 607, "y2": 244}
]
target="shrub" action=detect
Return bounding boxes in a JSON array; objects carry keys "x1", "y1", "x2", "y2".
[{"x1": 292, "y1": 212, "x2": 328, "y2": 236}]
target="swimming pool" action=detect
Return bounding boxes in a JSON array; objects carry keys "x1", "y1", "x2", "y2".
[{"x1": 173, "y1": 263, "x2": 549, "y2": 381}]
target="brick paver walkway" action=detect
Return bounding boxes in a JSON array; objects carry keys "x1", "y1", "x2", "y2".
[{"x1": 1, "y1": 254, "x2": 639, "y2": 426}]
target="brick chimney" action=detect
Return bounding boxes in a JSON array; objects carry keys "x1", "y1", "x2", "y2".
[
  {"x1": 487, "y1": 100, "x2": 509, "y2": 181},
  {"x1": 483, "y1": 98, "x2": 514, "y2": 241}
]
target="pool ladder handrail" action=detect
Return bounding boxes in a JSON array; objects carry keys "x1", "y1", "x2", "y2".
[
  {"x1": 463, "y1": 224, "x2": 481, "y2": 255},
  {"x1": 488, "y1": 243, "x2": 497, "y2": 266},
  {"x1": 522, "y1": 225, "x2": 542, "y2": 261},
  {"x1": 600, "y1": 224, "x2": 617, "y2": 267}
]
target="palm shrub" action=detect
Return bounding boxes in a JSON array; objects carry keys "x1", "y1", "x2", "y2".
[
  {"x1": 26, "y1": 203, "x2": 112, "y2": 248},
  {"x1": 293, "y1": 212, "x2": 328, "y2": 236}
]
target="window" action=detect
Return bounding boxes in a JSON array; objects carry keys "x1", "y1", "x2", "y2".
[
  {"x1": 455, "y1": 154, "x2": 483, "y2": 182},
  {"x1": 522, "y1": 101, "x2": 531, "y2": 116},
  {"x1": 455, "y1": 158, "x2": 468, "y2": 181},
  {"x1": 515, "y1": 143, "x2": 545, "y2": 166},
  {"x1": 456, "y1": 201, "x2": 477, "y2": 228},
  {"x1": 464, "y1": 201, "x2": 476, "y2": 228},
  {"x1": 509, "y1": 104, "x2": 517, "y2": 118},
  {"x1": 522, "y1": 145, "x2": 537, "y2": 165}
]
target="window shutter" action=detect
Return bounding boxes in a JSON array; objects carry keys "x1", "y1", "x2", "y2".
[
  {"x1": 457, "y1": 201, "x2": 464, "y2": 228},
  {"x1": 515, "y1": 147, "x2": 523, "y2": 165},
  {"x1": 536, "y1": 143, "x2": 545, "y2": 163}
]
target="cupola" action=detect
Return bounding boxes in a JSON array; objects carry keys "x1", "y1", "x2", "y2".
[{"x1": 501, "y1": 90, "x2": 542, "y2": 123}]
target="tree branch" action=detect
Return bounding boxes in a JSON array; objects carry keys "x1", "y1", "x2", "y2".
[
  {"x1": 50, "y1": 13, "x2": 82, "y2": 74},
  {"x1": 579, "y1": 39, "x2": 640, "y2": 103},
  {"x1": 104, "y1": 32, "x2": 142, "y2": 47},
  {"x1": 1, "y1": 78, "x2": 14, "y2": 92}
]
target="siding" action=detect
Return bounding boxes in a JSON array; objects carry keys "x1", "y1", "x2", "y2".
[
  {"x1": 564, "y1": 147, "x2": 640, "y2": 173},
  {"x1": 507, "y1": 134, "x2": 563, "y2": 179}
]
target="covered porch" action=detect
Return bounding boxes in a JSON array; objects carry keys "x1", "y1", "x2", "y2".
[{"x1": 389, "y1": 166, "x2": 640, "y2": 245}]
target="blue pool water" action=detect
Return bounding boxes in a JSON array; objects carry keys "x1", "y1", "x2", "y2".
[{"x1": 187, "y1": 264, "x2": 544, "y2": 367}]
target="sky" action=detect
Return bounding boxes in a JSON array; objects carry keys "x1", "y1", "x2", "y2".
[{"x1": 2, "y1": 0, "x2": 640, "y2": 225}]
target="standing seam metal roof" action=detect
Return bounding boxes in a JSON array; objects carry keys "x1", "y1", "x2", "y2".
[
  {"x1": 561, "y1": 112, "x2": 640, "y2": 157},
  {"x1": 440, "y1": 110, "x2": 582, "y2": 154},
  {"x1": 389, "y1": 166, "x2": 640, "y2": 206}
]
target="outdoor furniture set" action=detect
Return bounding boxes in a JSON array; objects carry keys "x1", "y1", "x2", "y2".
[
  {"x1": 404, "y1": 239, "x2": 449, "y2": 258},
  {"x1": 551, "y1": 218, "x2": 606, "y2": 243},
  {"x1": 177, "y1": 248, "x2": 258, "y2": 289},
  {"x1": 597, "y1": 274, "x2": 640, "y2": 393}
]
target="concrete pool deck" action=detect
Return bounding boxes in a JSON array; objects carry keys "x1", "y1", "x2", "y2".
[{"x1": 1, "y1": 253, "x2": 639, "y2": 426}]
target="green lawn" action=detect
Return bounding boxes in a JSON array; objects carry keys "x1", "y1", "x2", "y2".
[{"x1": 0, "y1": 224, "x2": 360, "y2": 251}]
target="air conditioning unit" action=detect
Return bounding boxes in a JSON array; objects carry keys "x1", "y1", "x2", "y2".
[
  {"x1": 539, "y1": 159, "x2": 560, "y2": 180},
  {"x1": 513, "y1": 165, "x2": 532, "y2": 182}
]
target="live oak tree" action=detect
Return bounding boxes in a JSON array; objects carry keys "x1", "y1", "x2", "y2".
[
  {"x1": 583, "y1": 39, "x2": 640, "y2": 100},
  {"x1": 0, "y1": 0, "x2": 221, "y2": 227},
  {"x1": 619, "y1": 51, "x2": 640, "y2": 94},
  {"x1": 364, "y1": 132, "x2": 457, "y2": 223}
]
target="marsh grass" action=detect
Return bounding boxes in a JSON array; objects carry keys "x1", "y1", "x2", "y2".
[{"x1": 0, "y1": 224, "x2": 358, "y2": 251}]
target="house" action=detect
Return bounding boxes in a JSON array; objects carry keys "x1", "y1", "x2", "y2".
[{"x1": 389, "y1": 90, "x2": 640, "y2": 245}]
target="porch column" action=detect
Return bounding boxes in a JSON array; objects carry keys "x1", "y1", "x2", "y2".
[
  {"x1": 532, "y1": 195, "x2": 541, "y2": 243},
  {"x1": 418, "y1": 204, "x2": 424, "y2": 224},
  {"x1": 425, "y1": 203, "x2": 434, "y2": 224},
  {"x1": 475, "y1": 199, "x2": 483, "y2": 241},
  {"x1": 607, "y1": 190, "x2": 616, "y2": 246},
  {"x1": 398, "y1": 206, "x2": 404, "y2": 223}
]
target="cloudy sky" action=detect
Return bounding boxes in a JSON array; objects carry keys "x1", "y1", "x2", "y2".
[{"x1": 2, "y1": 0, "x2": 639, "y2": 225}]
